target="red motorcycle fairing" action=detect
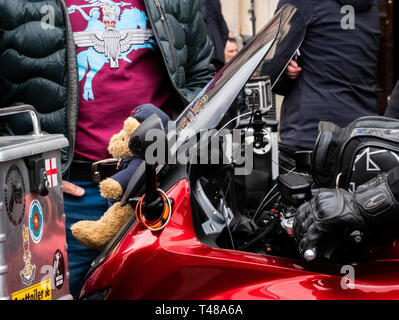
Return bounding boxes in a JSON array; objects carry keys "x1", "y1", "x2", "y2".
[{"x1": 81, "y1": 179, "x2": 399, "y2": 300}]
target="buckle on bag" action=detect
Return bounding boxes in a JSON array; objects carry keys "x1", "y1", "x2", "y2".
[{"x1": 91, "y1": 158, "x2": 119, "y2": 184}]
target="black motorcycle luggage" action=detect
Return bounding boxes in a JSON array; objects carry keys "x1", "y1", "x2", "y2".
[{"x1": 311, "y1": 116, "x2": 399, "y2": 191}]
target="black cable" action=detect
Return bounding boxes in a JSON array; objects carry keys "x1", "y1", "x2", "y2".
[
  {"x1": 220, "y1": 198, "x2": 235, "y2": 250},
  {"x1": 252, "y1": 183, "x2": 278, "y2": 221},
  {"x1": 219, "y1": 172, "x2": 236, "y2": 250},
  {"x1": 254, "y1": 192, "x2": 280, "y2": 220},
  {"x1": 246, "y1": 107, "x2": 255, "y2": 133},
  {"x1": 240, "y1": 218, "x2": 278, "y2": 250}
]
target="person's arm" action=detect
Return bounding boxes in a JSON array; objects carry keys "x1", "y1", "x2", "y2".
[
  {"x1": 182, "y1": 0, "x2": 216, "y2": 102},
  {"x1": 385, "y1": 80, "x2": 399, "y2": 119},
  {"x1": 272, "y1": 0, "x2": 313, "y2": 95}
]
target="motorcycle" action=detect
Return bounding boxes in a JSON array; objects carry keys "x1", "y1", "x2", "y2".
[{"x1": 79, "y1": 4, "x2": 399, "y2": 300}]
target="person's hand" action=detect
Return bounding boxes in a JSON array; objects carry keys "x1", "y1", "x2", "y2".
[
  {"x1": 286, "y1": 59, "x2": 302, "y2": 79},
  {"x1": 293, "y1": 173, "x2": 399, "y2": 261},
  {"x1": 293, "y1": 188, "x2": 367, "y2": 261},
  {"x1": 62, "y1": 180, "x2": 85, "y2": 197}
]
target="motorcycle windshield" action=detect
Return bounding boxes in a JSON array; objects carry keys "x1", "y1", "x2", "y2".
[{"x1": 170, "y1": 4, "x2": 306, "y2": 152}]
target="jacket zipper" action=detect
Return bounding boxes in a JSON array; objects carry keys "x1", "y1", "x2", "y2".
[{"x1": 152, "y1": 0, "x2": 180, "y2": 80}]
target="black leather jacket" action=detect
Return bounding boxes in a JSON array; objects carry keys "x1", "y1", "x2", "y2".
[
  {"x1": 385, "y1": 81, "x2": 399, "y2": 120},
  {"x1": 0, "y1": 0, "x2": 215, "y2": 173}
]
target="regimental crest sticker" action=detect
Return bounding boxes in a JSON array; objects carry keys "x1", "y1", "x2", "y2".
[
  {"x1": 45, "y1": 158, "x2": 58, "y2": 188},
  {"x1": 20, "y1": 225, "x2": 36, "y2": 286},
  {"x1": 29, "y1": 200, "x2": 43, "y2": 244}
]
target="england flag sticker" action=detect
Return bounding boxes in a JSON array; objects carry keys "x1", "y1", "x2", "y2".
[{"x1": 45, "y1": 158, "x2": 58, "y2": 188}]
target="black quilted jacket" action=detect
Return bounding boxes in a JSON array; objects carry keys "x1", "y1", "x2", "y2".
[{"x1": 0, "y1": 0, "x2": 215, "y2": 173}]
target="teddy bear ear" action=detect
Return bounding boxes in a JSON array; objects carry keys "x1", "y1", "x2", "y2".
[{"x1": 124, "y1": 117, "x2": 141, "y2": 134}]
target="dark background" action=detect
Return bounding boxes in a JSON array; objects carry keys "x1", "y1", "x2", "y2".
[
  {"x1": 377, "y1": 0, "x2": 397, "y2": 114},
  {"x1": 394, "y1": 0, "x2": 398, "y2": 84}
]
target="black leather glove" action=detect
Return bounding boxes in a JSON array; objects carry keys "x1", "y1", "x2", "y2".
[{"x1": 294, "y1": 173, "x2": 399, "y2": 261}]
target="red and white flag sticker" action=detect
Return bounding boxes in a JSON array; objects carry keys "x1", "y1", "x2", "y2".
[{"x1": 45, "y1": 158, "x2": 58, "y2": 187}]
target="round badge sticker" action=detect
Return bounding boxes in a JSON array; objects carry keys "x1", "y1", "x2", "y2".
[
  {"x1": 4, "y1": 164, "x2": 26, "y2": 226},
  {"x1": 53, "y1": 249, "x2": 65, "y2": 290},
  {"x1": 29, "y1": 200, "x2": 43, "y2": 244}
]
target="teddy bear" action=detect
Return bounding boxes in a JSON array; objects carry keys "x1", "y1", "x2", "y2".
[{"x1": 70, "y1": 104, "x2": 170, "y2": 251}]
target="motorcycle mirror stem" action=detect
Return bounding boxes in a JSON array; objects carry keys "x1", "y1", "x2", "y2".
[{"x1": 128, "y1": 115, "x2": 169, "y2": 222}]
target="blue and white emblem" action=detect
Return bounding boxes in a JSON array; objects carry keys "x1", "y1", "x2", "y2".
[{"x1": 29, "y1": 200, "x2": 43, "y2": 244}]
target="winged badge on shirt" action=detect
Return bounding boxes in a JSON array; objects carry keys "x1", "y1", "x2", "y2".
[{"x1": 67, "y1": 0, "x2": 156, "y2": 100}]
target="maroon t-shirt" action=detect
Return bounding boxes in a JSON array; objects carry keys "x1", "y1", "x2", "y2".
[{"x1": 66, "y1": 0, "x2": 170, "y2": 161}]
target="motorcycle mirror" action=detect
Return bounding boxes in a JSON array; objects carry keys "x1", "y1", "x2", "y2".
[
  {"x1": 126, "y1": 114, "x2": 171, "y2": 229},
  {"x1": 129, "y1": 114, "x2": 166, "y2": 161}
]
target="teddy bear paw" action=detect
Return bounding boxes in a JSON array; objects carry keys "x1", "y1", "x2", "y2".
[
  {"x1": 100, "y1": 178, "x2": 123, "y2": 199},
  {"x1": 70, "y1": 220, "x2": 109, "y2": 251},
  {"x1": 70, "y1": 203, "x2": 134, "y2": 251}
]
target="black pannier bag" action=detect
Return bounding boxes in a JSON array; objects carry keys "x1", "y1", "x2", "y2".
[{"x1": 311, "y1": 116, "x2": 399, "y2": 191}]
